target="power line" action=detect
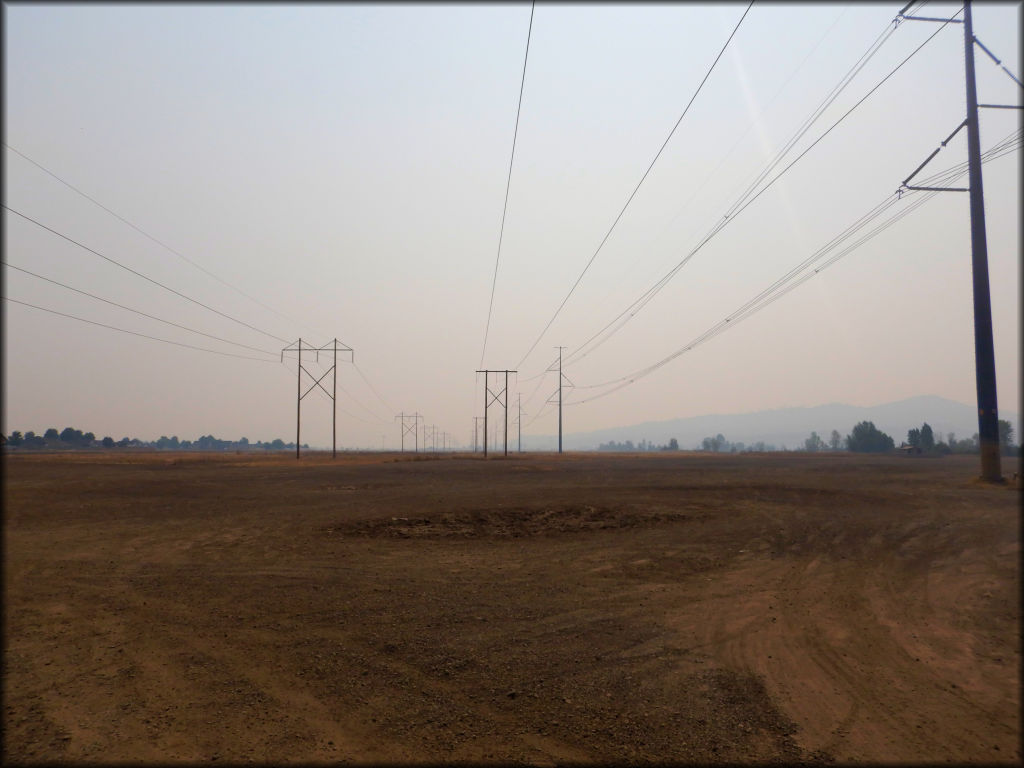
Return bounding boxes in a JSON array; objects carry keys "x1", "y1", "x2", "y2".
[
  {"x1": 2, "y1": 261, "x2": 278, "y2": 357},
  {"x1": 558, "y1": 8, "x2": 958, "y2": 372},
  {"x1": 3, "y1": 142, "x2": 326, "y2": 338},
  {"x1": 514, "y1": 0, "x2": 755, "y2": 371},
  {"x1": 560, "y1": 15, "x2": 903, "y2": 369},
  {"x1": 353, "y1": 362, "x2": 398, "y2": 417},
  {"x1": 604, "y1": 3, "x2": 851, "y2": 293},
  {"x1": 564, "y1": 128, "x2": 1020, "y2": 405},
  {"x1": 480, "y1": 0, "x2": 535, "y2": 369},
  {"x1": 568, "y1": 130, "x2": 1023, "y2": 399},
  {"x1": 3, "y1": 296, "x2": 278, "y2": 362},
  {"x1": 2, "y1": 204, "x2": 291, "y2": 344}
]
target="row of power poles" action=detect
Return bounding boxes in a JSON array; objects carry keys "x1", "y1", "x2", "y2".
[
  {"x1": 283, "y1": 2, "x2": 1004, "y2": 482},
  {"x1": 476, "y1": 345, "x2": 573, "y2": 457},
  {"x1": 393, "y1": 412, "x2": 454, "y2": 452}
]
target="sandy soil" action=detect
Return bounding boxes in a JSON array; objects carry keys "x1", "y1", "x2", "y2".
[{"x1": 3, "y1": 450, "x2": 1020, "y2": 764}]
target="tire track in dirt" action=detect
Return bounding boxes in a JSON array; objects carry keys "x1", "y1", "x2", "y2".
[{"x1": 672, "y1": 500, "x2": 1020, "y2": 763}]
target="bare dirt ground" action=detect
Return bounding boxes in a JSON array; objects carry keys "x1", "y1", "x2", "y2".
[{"x1": 3, "y1": 450, "x2": 1020, "y2": 764}]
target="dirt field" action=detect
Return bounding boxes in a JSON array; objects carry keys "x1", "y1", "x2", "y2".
[{"x1": 3, "y1": 450, "x2": 1020, "y2": 764}]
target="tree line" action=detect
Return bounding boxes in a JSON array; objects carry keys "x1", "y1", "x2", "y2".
[
  {"x1": 807, "y1": 419, "x2": 1017, "y2": 455},
  {"x1": 595, "y1": 418, "x2": 1018, "y2": 455},
  {"x1": 598, "y1": 438, "x2": 679, "y2": 452},
  {"x1": 3, "y1": 427, "x2": 307, "y2": 452}
]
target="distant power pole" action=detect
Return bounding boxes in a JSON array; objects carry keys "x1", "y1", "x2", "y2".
[
  {"x1": 547, "y1": 347, "x2": 572, "y2": 454},
  {"x1": 897, "y1": 0, "x2": 1007, "y2": 481},
  {"x1": 281, "y1": 337, "x2": 353, "y2": 459},
  {"x1": 395, "y1": 412, "x2": 420, "y2": 452},
  {"x1": 558, "y1": 347, "x2": 563, "y2": 454},
  {"x1": 476, "y1": 369, "x2": 517, "y2": 457},
  {"x1": 517, "y1": 392, "x2": 523, "y2": 453},
  {"x1": 473, "y1": 416, "x2": 483, "y2": 453}
]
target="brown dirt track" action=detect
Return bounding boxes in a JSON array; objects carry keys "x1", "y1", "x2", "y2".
[{"x1": 3, "y1": 450, "x2": 1020, "y2": 764}]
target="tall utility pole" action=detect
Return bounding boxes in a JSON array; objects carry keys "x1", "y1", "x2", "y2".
[
  {"x1": 281, "y1": 338, "x2": 353, "y2": 459},
  {"x1": 476, "y1": 369, "x2": 516, "y2": 457},
  {"x1": 517, "y1": 393, "x2": 523, "y2": 453},
  {"x1": 897, "y1": 0, "x2": 1005, "y2": 481},
  {"x1": 962, "y1": 0, "x2": 1001, "y2": 481},
  {"x1": 546, "y1": 347, "x2": 571, "y2": 454},
  {"x1": 557, "y1": 347, "x2": 563, "y2": 454}
]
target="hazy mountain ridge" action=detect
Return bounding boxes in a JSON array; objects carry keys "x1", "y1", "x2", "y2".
[{"x1": 523, "y1": 395, "x2": 1021, "y2": 451}]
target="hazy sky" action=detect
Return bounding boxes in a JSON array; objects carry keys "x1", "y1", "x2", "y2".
[{"x1": 3, "y1": 2, "x2": 1021, "y2": 449}]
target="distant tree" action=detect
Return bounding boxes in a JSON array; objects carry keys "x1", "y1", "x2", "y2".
[
  {"x1": 239, "y1": 437, "x2": 249, "y2": 447},
  {"x1": 102, "y1": 436, "x2": 115, "y2": 448},
  {"x1": 117, "y1": 437, "x2": 131, "y2": 448},
  {"x1": 920, "y1": 423, "x2": 935, "y2": 452},
  {"x1": 82, "y1": 432, "x2": 95, "y2": 445},
  {"x1": 270, "y1": 438, "x2": 286, "y2": 450},
  {"x1": 829, "y1": 430, "x2": 841, "y2": 451},
  {"x1": 845, "y1": 421, "x2": 895, "y2": 453},
  {"x1": 8, "y1": 431, "x2": 23, "y2": 446},
  {"x1": 668, "y1": 438, "x2": 679, "y2": 451},
  {"x1": 59, "y1": 427, "x2": 77, "y2": 443},
  {"x1": 946, "y1": 432, "x2": 956, "y2": 448},
  {"x1": 804, "y1": 432, "x2": 825, "y2": 452},
  {"x1": 907, "y1": 428, "x2": 921, "y2": 449},
  {"x1": 44, "y1": 428, "x2": 59, "y2": 440}
]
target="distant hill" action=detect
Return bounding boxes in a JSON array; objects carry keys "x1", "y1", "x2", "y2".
[{"x1": 522, "y1": 395, "x2": 1021, "y2": 451}]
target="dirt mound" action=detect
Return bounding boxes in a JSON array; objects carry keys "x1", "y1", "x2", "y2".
[{"x1": 326, "y1": 504, "x2": 686, "y2": 539}]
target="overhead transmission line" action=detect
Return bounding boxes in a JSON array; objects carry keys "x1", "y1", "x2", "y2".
[
  {"x1": 603, "y1": 3, "x2": 850, "y2": 294},
  {"x1": 353, "y1": 362, "x2": 397, "y2": 416},
  {"x1": 2, "y1": 204, "x2": 291, "y2": 344},
  {"x1": 563, "y1": 127, "x2": 1021, "y2": 406},
  {"x1": 558, "y1": 5, "x2": 960, "y2": 372},
  {"x1": 520, "y1": 5, "x2": 852, "y2": 415},
  {"x1": 479, "y1": 0, "x2": 535, "y2": 369},
  {"x1": 514, "y1": 0, "x2": 755, "y2": 372},
  {"x1": 2, "y1": 261, "x2": 280, "y2": 358},
  {"x1": 2, "y1": 142, "x2": 326, "y2": 339},
  {"x1": 3, "y1": 297, "x2": 279, "y2": 362}
]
